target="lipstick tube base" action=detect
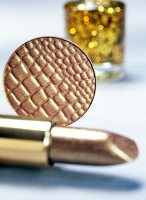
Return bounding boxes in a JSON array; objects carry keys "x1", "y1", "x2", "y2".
[{"x1": 0, "y1": 116, "x2": 54, "y2": 167}]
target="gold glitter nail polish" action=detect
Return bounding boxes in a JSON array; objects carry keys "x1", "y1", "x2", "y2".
[{"x1": 64, "y1": 0, "x2": 125, "y2": 80}]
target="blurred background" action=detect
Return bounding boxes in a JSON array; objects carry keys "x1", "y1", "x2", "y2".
[
  {"x1": 0, "y1": 0, "x2": 146, "y2": 200},
  {"x1": 0, "y1": 0, "x2": 146, "y2": 65}
]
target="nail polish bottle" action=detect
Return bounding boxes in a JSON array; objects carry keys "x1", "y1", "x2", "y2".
[{"x1": 64, "y1": 0, "x2": 125, "y2": 81}]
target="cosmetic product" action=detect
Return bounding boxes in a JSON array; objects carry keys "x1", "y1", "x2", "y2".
[
  {"x1": 0, "y1": 115, "x2": 138, "y2": 167},
  {"x1": 1, "y1": 37, "x2": 138, "y2": 169},
  {"x1": 4, "y1": 37, "x2": 96, "y2": 127},
  {"x1": 64, "y1": 0, "x2": 125, "y2": 80}
]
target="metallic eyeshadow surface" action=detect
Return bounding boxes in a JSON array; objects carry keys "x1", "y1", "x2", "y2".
[{"x1": 4, "y1": 37, "x2": 96, "y2": 126}]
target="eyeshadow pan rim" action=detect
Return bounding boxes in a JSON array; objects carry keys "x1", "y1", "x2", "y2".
[{"x1": 3, "y1": 36, "x2": 96, "y2": 126}]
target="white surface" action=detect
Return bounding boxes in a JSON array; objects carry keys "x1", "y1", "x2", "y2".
[{"x1": 0, "y1": 0, "x2": 146, "y2": 199}]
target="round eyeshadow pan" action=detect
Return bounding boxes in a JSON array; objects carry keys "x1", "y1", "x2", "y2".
[{"x1": 4, "y1": 37, "x2": 96, "y2": 126}]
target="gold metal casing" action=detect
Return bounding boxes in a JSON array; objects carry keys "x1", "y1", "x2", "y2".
[{"x1": 0, "y1": 116, "x2": 53, "y2": 167}]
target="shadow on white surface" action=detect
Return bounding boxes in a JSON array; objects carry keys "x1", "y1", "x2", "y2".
[
  {"x1": 0, "y1": 165, "x2": 142, "y2": 191},
  {"x1": 119, "y1": 70, "x2": 146, "y2": 84},
  {"x1": 102, "y1": 64, "x2": 146, "y2": 85}
]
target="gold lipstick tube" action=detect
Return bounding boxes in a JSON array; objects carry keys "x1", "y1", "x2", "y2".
[
  {"x1": 0, "y1": 115, "x2": 138, "y2": 167},
  {"x1": 0, "y1": 116, "x2": 54, "y2": 167}
]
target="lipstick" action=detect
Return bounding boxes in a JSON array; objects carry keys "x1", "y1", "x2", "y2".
[{"x1": 0, "y1": 115, "x2": 138, "y2": 167}]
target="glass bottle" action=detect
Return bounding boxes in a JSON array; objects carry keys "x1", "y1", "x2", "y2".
[{"x1": 64, "y1": 0, "x2": 125, "y2": 81}]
